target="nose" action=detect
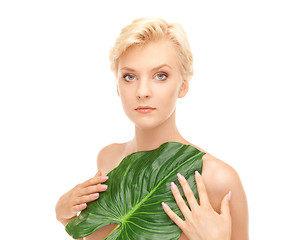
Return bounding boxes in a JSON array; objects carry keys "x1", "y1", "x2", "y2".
[{"x1": 136, "y1": 78, "x2": 151, "y2": 99}]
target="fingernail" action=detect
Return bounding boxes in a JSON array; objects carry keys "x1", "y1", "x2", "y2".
[
  {"x1": 101, "y1": 185, "x2": 108, "y2": 191},
  {"x1": 161, "y1": 202, "x2": 167, "y2": 209},
  {"x1": 177, "y1": 173, "x2": 184, "y2": 181},
  {"x1": 93, "y1": 193, "x2": 99, "y2": 198},
  {"x1": 171, "y1": 182, "x2": 177, "y2": 190},
  {"x1": 228, "y1": 191, "x2": 232, "y2": 201},
  {"x1": 195, "y1": 170, "x2": 201, "y2": 178},
  {"x1": 101, "y1": 176, "x2": 108, "y2": 181}
]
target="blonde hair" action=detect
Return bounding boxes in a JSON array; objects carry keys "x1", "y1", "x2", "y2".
[{"x1": 109, "y1": 17, "x2": 193, "y2": 82}]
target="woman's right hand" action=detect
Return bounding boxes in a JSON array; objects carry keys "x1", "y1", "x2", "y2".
[{"x1": 55, "y1": 169, "x2": 109, "y2": 226}]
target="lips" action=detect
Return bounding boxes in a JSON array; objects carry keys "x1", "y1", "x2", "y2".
[
  {"x1": 135, "y1": 106, "x2": 156, "y2": 113},
  {"x1": 135, "y1": 105, "x2": 155, "y2": 110}
]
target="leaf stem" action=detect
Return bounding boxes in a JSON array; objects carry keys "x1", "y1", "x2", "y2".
[{"x1": 103, "y1": 224, "x2": 120, "y2": 239}]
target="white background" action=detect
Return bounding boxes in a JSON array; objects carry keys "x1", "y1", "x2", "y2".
[{"x1": 0, "y1": 0, "x2": 306, "y2": 239}]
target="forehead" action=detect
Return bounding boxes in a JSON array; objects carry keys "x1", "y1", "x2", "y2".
[{"x1": 118, "y1": 40, "x2": 180, "y2": 72}]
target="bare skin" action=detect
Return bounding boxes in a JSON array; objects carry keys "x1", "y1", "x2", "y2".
[
  {"x1": 85, "y1": 136, "x2": 248, "y2": 239},
  {"x1": 55, "y1": 39, "x2": 249, "y2": 239}
]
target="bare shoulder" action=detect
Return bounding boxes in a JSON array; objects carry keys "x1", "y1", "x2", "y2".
[
  {"x1": 202, "y1": 152, "x2": 241, "y2": 193},
  {"x1": 201, "y1": 152, "x2": 246, "y2": 207},
  {"x1": 188, "y1": 143, "x2": 241, "y2": 193},
  {"x1": 97, "y1": 142, "x2": 126, "y2": 175}
]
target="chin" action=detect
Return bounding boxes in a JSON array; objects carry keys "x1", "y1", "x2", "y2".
[
  {"x1": 132, "y1": 118, "x2": 164, "y2": 130},
  {"x1": 126, "y1": 110, "x2": 173, "y2": 130},
  {"x1": 135, "y1": 122, "x2": 159, "y2": 130}
]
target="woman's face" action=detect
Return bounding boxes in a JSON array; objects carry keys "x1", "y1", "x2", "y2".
[{"x1": 116, "y1": 40, "x2": 189, "y2": 130}]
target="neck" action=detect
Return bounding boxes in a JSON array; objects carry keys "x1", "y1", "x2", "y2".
[{"x1": 128, "y1": 109, "x2": 189, "y2": 152}]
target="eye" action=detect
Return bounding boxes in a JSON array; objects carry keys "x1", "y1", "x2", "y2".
[
  {"x1": 155, "y1": 73, "x2": 168, "y2": 80},
  {"x1": 123, "y1": 74, "x2": 136, "y2": 82}
]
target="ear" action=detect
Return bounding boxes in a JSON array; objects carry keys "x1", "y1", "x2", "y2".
[{"x1": 178, "y1": 80, "x2": 189, "y2": 98}]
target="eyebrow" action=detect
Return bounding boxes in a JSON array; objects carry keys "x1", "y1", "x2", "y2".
[{"x1": 119, "y1": 64, "x2": 173, "y2": 72}]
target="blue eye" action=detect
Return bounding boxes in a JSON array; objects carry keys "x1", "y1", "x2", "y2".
[
  {"x1": 123, "y1": 74, "x2": 136, "y2": 81},
  {"x1": 155, "y1": 73, "x2": 168, "y2": 80}
]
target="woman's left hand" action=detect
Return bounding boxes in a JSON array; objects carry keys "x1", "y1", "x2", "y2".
[{"x1": 162, "y1": 171, "x2": 232, "y2": 240}]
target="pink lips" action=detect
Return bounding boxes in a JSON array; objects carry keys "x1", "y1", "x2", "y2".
[{"x1": 135, "y1": 106, "x2": 156, "y2": 113}]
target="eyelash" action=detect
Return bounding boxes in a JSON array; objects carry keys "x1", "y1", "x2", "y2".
[
  {"x1": 123, "y1": 74, "x2": 136, "y2": 82},
  {"x1": 122, "y1": 72, "x2": 168, "y2": 82},
  {"x1": 156, "y1": 73, "x2": 168, "y2": 80}
]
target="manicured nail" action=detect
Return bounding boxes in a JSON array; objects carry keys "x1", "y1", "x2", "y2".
[
  {"x1": 177, "y1": 173, "x2": 184, "y2": 181},
  {"x1": 228, "y1": 191, "x2": 232, "y2": 201},
  {"x1": 161, "y1": 202, "x2": 167, "y2": 209},
  {"x1": 92, "y1": 193, "x2": 99, "y2": 198},
  {"x1": 171, "y1": 182, "x2": 177, "y2": 190},
  {"x1": 101, "y1": 176, "x2": 108, "y2": 181},
  {"x1": 195, "y1": 171, "x2": 201, "y2": 178},
  {"x1": 101, "y1": 185, "x2": 108, "y2": 191}
]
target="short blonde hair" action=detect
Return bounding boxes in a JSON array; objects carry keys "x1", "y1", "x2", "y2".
[{"x1": 109, "y1": 17, "x2": 193, "y2": 82}]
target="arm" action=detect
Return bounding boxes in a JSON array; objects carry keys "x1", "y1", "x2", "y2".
[
  {"x1": 203, "y1": 155, "x2": 249, "y2": 240},
  {"x1": 226, "y1": 170, "x2": 249, "y2": 240}
]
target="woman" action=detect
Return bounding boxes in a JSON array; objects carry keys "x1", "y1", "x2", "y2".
[{"x1": 56, "y1": 17, "x2": 249, "y2": 240}]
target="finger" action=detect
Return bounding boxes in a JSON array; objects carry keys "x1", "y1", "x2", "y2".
[
  {"x1": 79, "y1": 184, "x2": 108, "y2": 196},
  {"x1": 162, "y1": 202, "x2": 185, "y2": 230},
  {"x1": 171, "y1": 182, "x2": 191, "y2": 218},
  {"x1": 71, "y1": 203, "x2": 87, "y2": 215},
  {"x1": 73, "y1": 193, "x2": 100, "y2": 205},
  {"x1": 79, "y1": 176, "x2": 108, "y2": 188},
  {"x1": 220, "y1": 191, "x2": 231, "y2": 216},
  {"x1": 195, "y1": 170, "x2": 211, "y2": 208},
  {"x1": 177, "y1": 173, "x2": 198, "y2": 211}
]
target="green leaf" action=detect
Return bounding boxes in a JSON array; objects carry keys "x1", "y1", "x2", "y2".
[{"x1": 66, "y1": 142, "x2": 205, "y2": 239}]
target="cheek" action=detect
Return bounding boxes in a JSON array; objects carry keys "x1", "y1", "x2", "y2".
[
  {"x1": 165, "y1": 81, "x2": 181, "y2": 98},
  {"x1": 118, "y1": 87, "x2": 133, "y2": 107},
  {"x1": 156, "y1": 85, "x2": 179, "y2": 106}
]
